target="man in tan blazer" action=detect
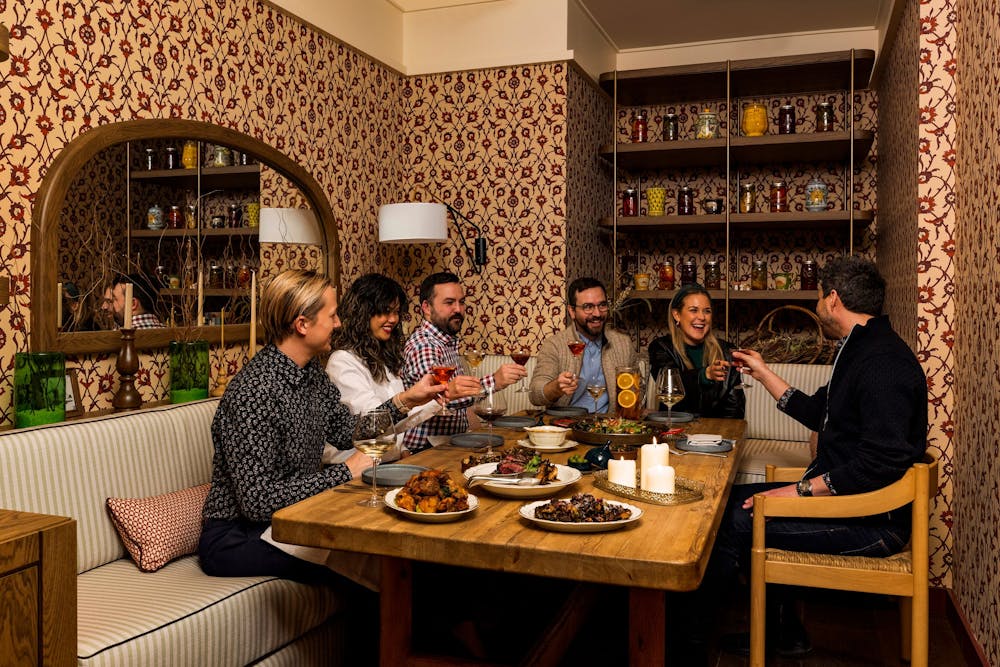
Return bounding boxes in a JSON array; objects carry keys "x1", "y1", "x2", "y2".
[{"x1": 529, "y1": 277, "x2": 635, "y2": 411}]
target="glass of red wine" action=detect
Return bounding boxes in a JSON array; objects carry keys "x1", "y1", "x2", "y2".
[
  {"x1": 510, "y1": 346, "x2": 530, "y2": 393},
  {"x1": 567, "y1": 338, "x2": 585, "y2": 378},
  {"x1": 430, "y1": 364, "x2": 458, "y2": 413},
  {"x1": 473, "y1": 389, "x2": 506, "y2": 455}
]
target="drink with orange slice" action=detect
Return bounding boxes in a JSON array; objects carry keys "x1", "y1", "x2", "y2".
[{"x1": 614, "y1": 366, "x2": 643, "y2": 419}]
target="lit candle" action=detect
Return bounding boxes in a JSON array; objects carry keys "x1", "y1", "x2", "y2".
[
  {"x1": 607, "y1": 457, "x2": 636, "y2": 488},
  {"x1": 123, "y1": 282, "x2": 133, "y2": 329},
  {"x1": 56, "y1": 282, "x2": 63, "y2": 327},
  {"x1": 196, "y1": 270, "x2": 204, "y2": 327},
  {"x1": 640, "y1": 439, "x2": 670, "y2": 489},
  {"x1": 219, "y1": 308, "x2": 225, "y2": 348},
  {"x1": 645, "y1": 465, "x2": 676, "y2": 494},
  {"x1": 248, "y1": 271, "x2": 257, "y2": 359}
]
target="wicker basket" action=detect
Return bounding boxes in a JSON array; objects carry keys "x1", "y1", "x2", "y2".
[{"x1": 741, "y1": 305, "x2": 837, "y2": 364}]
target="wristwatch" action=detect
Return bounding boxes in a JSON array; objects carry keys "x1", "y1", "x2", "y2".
[{"x1": 796, "y1": 478, "x2": 813, "y2": 497}]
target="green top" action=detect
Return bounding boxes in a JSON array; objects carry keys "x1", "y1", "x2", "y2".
[{"x1": 684, "y1": 343, "x2": 712, "y2": 386}]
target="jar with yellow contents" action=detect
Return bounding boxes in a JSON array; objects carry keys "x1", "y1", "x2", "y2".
[{"x1": 741, "y1": 101, "x2": 768, "y2": 137}]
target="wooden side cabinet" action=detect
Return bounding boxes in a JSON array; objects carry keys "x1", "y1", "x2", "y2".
[{"x1": 0, "y1": 510, "x2": 76, "y2": 666}]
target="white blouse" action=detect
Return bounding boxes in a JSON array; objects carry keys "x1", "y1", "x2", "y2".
[{"x1": 325, "y1": 350, "x2": 405, "y2": 462}]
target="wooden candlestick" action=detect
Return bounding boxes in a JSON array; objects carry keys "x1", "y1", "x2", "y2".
[{"x1": 112, "y1": 328, "x2": 142, "y2": 411}]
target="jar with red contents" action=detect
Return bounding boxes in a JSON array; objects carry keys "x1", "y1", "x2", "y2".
[
  {"x1": 631, "y1": 110, "x2": 648, "y2": 143},
  {"x1": 800, "y1": 260, "x2": 818, "y2": 291},
  {"x1": 680, "y1": 260, "x2": 697, "y2": 286},
  {"x1": 657, "y1": 260, "x2": 675, "y2": 290},
  {"x1": 678, "y1": 186, "x2": 694, "y2": 215},
  {"x1": 815, "y1": 102, "x2": 836, "y2": 132},
  {"x1": 622, "y1": 188, "x2": 639, "y2": 217},
  {"x1": 778, "y1": 104, "x2": 796, "y2": 134},
  {"x1": 769, "y1": 181, "x2": 788, "y2": 213},
  {"x1": 166, "y1": 205, "x2": 183, "y2": 229}
]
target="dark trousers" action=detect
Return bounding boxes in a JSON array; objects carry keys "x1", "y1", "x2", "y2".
[{"x1": 199, "y1": 518, "x2": 342, "y2": 586}]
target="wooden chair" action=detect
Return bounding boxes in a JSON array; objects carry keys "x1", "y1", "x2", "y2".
[{"x1": 750, "y1": 453, "x2": 938, "y2": 667}]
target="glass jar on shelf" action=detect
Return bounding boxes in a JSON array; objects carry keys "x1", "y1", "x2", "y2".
[
  {"x1": 181, "y1": 140, "x2": 199, "y2": 169},
  {"x1": 209, "y1": 262, "x2": 225, "y2": 289},
  {"x1": 741, "y1": 101, "x2": 767, "y2": 136},
  {"x1": 703, "y1": 261, "x2": 721, "y2": 289},
  {"x1": 167, "y1": 205, "x2": 183, "y2": 229},
  {"x1": 185, "y1": 204, "x2": 197, "y2": 229},
  {"x1": 805, "y1": 178, "x2": 829, "y2": 212},
  {"x1": 144, "y1": 147, "x2": 156, "y2": 170},
  {"x1": 680, "y1": 260, "x2": 697, "y2": 286},
  {"x1": 212, "y1": 144, "x2": 232, "y2": 167},
  {"x1": 751, "y1": 260, "x2": 768, "y2": 290},
  {"x1": 801, "y1": 260, "x2": 818, "y2": 291},
  {"x1": 778, "y1": 104, "x2": 796, "y2": 134},
  {"x1": 663, "y1": 113, "x2": 679, "y2": 141},
  {"x1": 657, "y1": 260, "x2": 675, "y2": 290},
  {"x1": 769, "y1": 181, "x2": 788, "y2": 213},
  {"x1": 163, "y1": 146, "x2": 178, "y2": 170},
  {"x1": 630, "y1": 110, "x2": 648, "y2": 143},
  {"x1": 677, "y1": 186, "x2": 694, "y2": 215},
  {"x1": 739, "y1": 183, "x2": 757, "y2": 213},
  {"x1": 695, "y1": 109, "x2": 718, "y2": 140},
  {"x1": 146, "y1": 204, "x2": 164, "y2": 230},
  {"x1": 816, "y1": 102, "x2": 836, "y2": 132},
  {"x1": 227, "y1": 203, "x2": 242, "y2": 227},
  {"x1": 622, "y1": 188, "x2": 639, "y2": 217}
]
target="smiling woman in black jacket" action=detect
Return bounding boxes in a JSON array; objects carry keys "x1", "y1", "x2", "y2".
[{"x1": 648, "y1": 284, "x2": 745, "y2": 418}]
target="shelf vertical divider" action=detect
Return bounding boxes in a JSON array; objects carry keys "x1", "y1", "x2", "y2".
[
  {"x1": 849, "y1": 48, "x2": 856, "y2": 255},
  {"x1": 725, "y1": 60, "x2": 732, "y2": 338}
]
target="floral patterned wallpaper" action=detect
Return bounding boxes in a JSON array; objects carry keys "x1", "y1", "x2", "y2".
[{"x1": 952, "y1": 0, "x2": 1000, "y2": 661}]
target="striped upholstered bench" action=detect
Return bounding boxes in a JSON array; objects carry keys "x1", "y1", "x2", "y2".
[
  {"x1": 735, "y1": 363, "x2": 832, "y2": 485},
  {"x1": 0, "y1": 400, "x2": 347, "y2": 667}
]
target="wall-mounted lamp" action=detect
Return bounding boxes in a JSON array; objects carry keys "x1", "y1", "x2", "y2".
[
  {"x1": 259, "y1": 207, "x2": 323, "y2": 245},
  {"x1": 377, "y1": 201, "x2": 487, "y2": 273},
  {"x1": 1, "y1": 23, "x2": 9, "y2": 63}
]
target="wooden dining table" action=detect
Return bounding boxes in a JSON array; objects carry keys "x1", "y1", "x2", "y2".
[{"x1": 272, "y1": 416, "x2": 745, "y2": 667}]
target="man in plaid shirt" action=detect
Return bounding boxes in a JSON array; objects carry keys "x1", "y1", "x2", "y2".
[{"x1": 401, "y1": 272, "x2": 525, "y2": 452}]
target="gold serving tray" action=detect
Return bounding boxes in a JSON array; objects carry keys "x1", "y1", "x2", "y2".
[{"x1": 592, "y1": 469, "x2": 704, "y2": 506}]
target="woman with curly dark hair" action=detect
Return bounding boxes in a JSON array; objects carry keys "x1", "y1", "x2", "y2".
[{"x1": 326, "y1": 273, "x2": 440, "y2": 460}]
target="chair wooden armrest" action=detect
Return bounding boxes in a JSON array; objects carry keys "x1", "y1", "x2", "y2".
[{"x1": 765, "y1": 464, "x2": 806, "y2": 483}]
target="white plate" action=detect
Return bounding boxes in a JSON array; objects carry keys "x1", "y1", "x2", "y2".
[
  {"x1": 516, "y1": 438, "x2": 580, "y2": 453},
  {"x1": 463, "y1": 463, "x2": 582, "y2": 499},
  {"x1": 518, "y1": 498, "x2": 643, "y2": 533},
  {"x1": 384, "y1": 488, "x2": 479, "y2": 522}
]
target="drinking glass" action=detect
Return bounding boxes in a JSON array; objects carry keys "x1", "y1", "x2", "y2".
[
  {"x1": 585, "y1": 378, "x2": 607, "y2": 415},
  {"x1": 461, "y1": 347, "x2": 485, "y2": 377},
  {"x1": 352, "y1": 409, "x2": 395, "y2": 507},
  {"x1": 473, "y1": 389, "x2": 507, "y2": 456},
  {"x1": 567, "y1": 338, "x2": 585, "y2": 378},
  {"x1": 510, "y1": 346, "x2": 530, "y2": 393},
  {"x1": 430, "y1": 364, "x2": 458, "y2": 414},
  {"x1": 730, "y1": 349, "x2": 754, "y2": 389},
  {"x1": 655, "y1": 368, "x2": 686, "y2": 430}
]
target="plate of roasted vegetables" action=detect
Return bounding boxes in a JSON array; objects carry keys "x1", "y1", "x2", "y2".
[
  {"x1": 519, "y1": 493, "x2": 642, "y2": 533},
  {"x1": 570, "y1": 416, "x2": 657, "y2": 446},
  {"x1": 385, "y1": 470, "x2": 478, "y2": 522},
  {"x1": 463, "y1": 449, "x2": 581, "y2": 499}
]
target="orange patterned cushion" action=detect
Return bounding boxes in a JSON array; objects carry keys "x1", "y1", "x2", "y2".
[{"x1": 106, "y1": 484, "x2": 210, "y2": 572}]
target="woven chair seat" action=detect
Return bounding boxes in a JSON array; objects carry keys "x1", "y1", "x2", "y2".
[{"x1": 766, "y1": 548, "x2": 912, "y2": 574}]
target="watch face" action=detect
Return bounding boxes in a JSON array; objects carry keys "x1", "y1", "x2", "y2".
[{"x1": 797, "y1": 479, "x2": 812, "y2": 496}]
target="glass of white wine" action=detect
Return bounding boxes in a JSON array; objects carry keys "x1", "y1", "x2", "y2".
[
  {"x1": 655, "y1": 368, "x2": 686, "y2": 430},
  {"x1": 462, "y1": 347, "x2": 484, "y2": 377},
  {"x1": 585, "y1": 378, "x2": 606, "y2": 415},
  {"x1": 352, "y1": 408, "x2": 396, "y2": 507}
]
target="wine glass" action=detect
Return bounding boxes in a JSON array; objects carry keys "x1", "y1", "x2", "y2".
[
  {"x1": 461, "y1": 347, "x2": 485, "y2": 377},
  {"x1": 567, "y1": 338, "x2": 585, "y2": 378},
  {"x1": 730, "y1": 349, "x2": 754, "y2": 389},
  {"x1": 430, "y1": 363, "x2": 458, "y2": 414},
  {"x1": 585, "y1": 378, "x2": 607, "y2": 415},
  {"x1": 510, "y1": 346, "x2": 530, "y2": 393},
  {"x1": 473, "y1": 389, "x2": 507, "y2": 456},
  {"x1": 352, "y1": 409, "x2": 396, "y2": 507},
  {"x1": 655, "y1": 368, "x2": 686, "y2": 431}
]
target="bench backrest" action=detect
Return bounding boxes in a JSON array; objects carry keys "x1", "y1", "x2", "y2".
[
  {"x1": 745, "y1": 363, "x2": 832, "y2": 442},
  {"x1": 0, "y1": 399, "x2": 218, "y2": 573}
]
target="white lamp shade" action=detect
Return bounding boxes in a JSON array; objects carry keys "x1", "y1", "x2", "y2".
[
  {"x1": 259, "y1": 208, "x2": 322, "y2": 245},
  {"x1": 378, "y1": 202, "x2": 448, "y2": 243}
]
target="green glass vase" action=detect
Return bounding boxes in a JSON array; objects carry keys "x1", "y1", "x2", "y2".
[
  {"x1": 14, "y1": 352, "x2": 66, "y2": 428},
  {"x1": 169, "y1": 340, "x2": 209, "y2": 403}
]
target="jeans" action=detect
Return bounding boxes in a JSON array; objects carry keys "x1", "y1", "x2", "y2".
[{"x1": 705, "y1": 482, "x2": 910, "y2": 593}]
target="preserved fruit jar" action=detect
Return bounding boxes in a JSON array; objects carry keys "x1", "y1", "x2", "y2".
[
  {"x1": 739, "y1": 183, "x2": 757, "y2": 213},
  {"x1": 741, "y1": 102, "x2": 767, "y2": 136},
  {"x1": 703, "y1": 261, "x2": 721, "y2": 289},
  {"x1": 778, "y1": 104, "x2": 796, "y2": 134},
  {"x1": 801, "y1": 260, "x2": 818, "y2": 291},
  {"x1": 769, "y1": 181, "x2": 788, "y2": 213},
  {"x1": 751, "y1": 260, "x2": 768, "y2": 290},
  {"x1": 816, "y1": 102, "x2": 836, "y2": 132}
]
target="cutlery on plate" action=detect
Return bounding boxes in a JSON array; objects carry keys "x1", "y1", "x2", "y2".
[{"x1": 669, "y1": 447, "x2": 728, "y2": 459}]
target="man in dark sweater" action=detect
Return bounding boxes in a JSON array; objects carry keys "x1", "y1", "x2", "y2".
[{"x1": 708, "y1": 256, "x2": 928, "y2": 658}]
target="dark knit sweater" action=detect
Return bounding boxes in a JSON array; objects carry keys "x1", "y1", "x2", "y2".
[{"x1": 780, "y1": 315, "x2": 927, "y2": 496}]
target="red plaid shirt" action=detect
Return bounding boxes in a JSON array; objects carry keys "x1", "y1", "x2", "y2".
[{"x1": 400, "y1": 321, "x2": 496, "y2": 452}]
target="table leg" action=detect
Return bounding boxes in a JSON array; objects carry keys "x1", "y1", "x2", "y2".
[
  {"x1": 629, "y1": 587, "x2": 666, "y2": 667},
  {"x1": 380, "y1": 556, "x2": 413, "y2": 667}
]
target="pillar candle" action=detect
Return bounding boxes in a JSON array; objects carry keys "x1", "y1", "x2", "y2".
[
  {"x1": 607, "y1": 457, "x2": 636, "y2": 488},
  {"x1": 219, "y1": 308, "x2": 225, "y2": 348},
  {"x1": 248, "y1": 271, "x2": 257, "y2": 359},
  {"x1": 56, "y1": 282, "x2": 63, "y2": 327},
  {"x1": 123, "y1": 283, "x2": 133, "y2": 329},
  {"x1": 645, "y1": 465, "x2": 676, "y2": 494},
  {"x1": 196, "y1": 270, "x2": 204, "y2": 327},
  {"x1": 640, "y1": 441, "x2": 670, "y2": 489}
]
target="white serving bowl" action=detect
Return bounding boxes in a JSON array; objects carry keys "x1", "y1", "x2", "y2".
[{"x1": 524, "y1": 425, "x2": 570, "y2": 448}]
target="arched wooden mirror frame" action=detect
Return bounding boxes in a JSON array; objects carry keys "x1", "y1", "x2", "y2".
[{"x1": 31, "y1": 119, "x2": 341, "y2": 354}]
